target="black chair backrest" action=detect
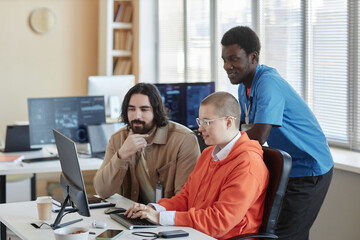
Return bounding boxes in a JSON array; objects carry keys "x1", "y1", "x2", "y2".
[
  {"x1": 260, "y1": 146, "x2": 292, "y2": 234},
  {"x1": 193, "y1": 130, "x2": 208, "y2": 152}
]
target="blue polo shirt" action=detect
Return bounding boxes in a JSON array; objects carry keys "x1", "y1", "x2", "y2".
[{"x1": 238, "y1": 64, "x2": 334, "y2": 177}]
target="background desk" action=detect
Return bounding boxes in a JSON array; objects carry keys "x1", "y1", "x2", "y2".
[
  {"x1": 0, "y1": 194, "x2": 215, "y2": 240},
  {"x1": 0, "y1": 148, "x2": 103, "y2": 203}
]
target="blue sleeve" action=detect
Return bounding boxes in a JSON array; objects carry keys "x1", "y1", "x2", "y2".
[{"x1": 253, "y1": 76, "x2": 284, "y2": 126}]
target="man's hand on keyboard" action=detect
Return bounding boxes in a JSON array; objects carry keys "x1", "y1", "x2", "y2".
[{"x1": 125, "y1": 202, "x2": 160, "y2": 224}]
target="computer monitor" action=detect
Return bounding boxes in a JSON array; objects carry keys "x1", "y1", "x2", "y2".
[
  {"x1": 4, "y1": 125, "x2": 41, "y2": 152},
  {"x1": 155, "y1": 82, "x2": 215, "y2": 129},
  {"x1": 28, "y1": 96, "x2": 106, "y2": 148},
  {"x1": 87, "y1": 75, "x2": 135, "y2": 118},
  {"x1": 87, "y1": 122, "x2": 126, "y2": 158},
  {"x1": 52, "y1": 129, "x2": 90, "y2": 229}
]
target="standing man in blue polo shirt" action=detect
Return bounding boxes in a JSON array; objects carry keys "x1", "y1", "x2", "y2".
[{"x1": 221, "y1": 26, "x2": 334, "y2": 240}]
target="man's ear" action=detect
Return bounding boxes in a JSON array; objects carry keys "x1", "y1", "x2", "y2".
[{"x1": 251, "y1": 51, "x2": 259, "y2": 64}]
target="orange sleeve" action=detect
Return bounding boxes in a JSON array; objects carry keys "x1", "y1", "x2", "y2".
[
  {"x1": 158, "y1": 171, "x2": 191, "y2": 211},
  {"x1": 158, "y1": 149, "x2": 209, "y2": 211},
  {"x1": 175, "y1": 168, "x2": 266, "y2": 238}
]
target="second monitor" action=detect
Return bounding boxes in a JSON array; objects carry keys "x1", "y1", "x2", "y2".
[
  {"x1": 155, "y1": 82, "x2": 215, "y2": 129},
  {"x1": 28, "y1": 96, "x2": 106, "y2": 148}
]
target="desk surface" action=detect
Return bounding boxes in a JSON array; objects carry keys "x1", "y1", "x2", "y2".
[
  {"x1": 0, "y1": 194, "x2": 215, "y2": 240},
  {"x1": 0, "y1": 147, "x2": 103, "y2": 175}
]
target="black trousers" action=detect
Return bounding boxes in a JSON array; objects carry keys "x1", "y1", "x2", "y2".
[{"x1": 275, "y1": 167, "x2": 333, "y2": 240}]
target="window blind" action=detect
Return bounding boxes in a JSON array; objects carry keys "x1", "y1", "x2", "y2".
[
  {"x1": 185, "y1": 0, "x2": 211, "y2": 83},
  {"x1": 353, "y1": 0, "x2": 360, "y2": 150},
  {"x1": 156, "y1": 0, "x2": 360, "y2": 151},
  {"x1": 308, "y1": 0, "x2": 349, "y2": 145},
  {"x1": 261, "y1": 0, "x2": 303, "y2": 96},
  {"x1": 158, "y1": 0, "x2": 211, "y2": 84},
  {"x1": 356, "y1": 2, "x2": 360, "y2": 150},
  {"x1": 158, "y1": 0, "x2": 184, "y2": 83}
]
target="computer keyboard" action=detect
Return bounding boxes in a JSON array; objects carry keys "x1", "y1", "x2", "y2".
[
  {"x1": 110, "y1": 212, "x2": 157, "y2": 230},
  {"x1": 22, "y1": 156, "x2": 59, "y2": 163}
]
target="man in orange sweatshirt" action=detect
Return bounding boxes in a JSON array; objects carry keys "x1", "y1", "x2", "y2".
[{"x1": 125, "y1": 91, "x2": 269, "y2": 239}]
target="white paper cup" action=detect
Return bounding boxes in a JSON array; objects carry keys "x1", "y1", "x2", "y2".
[{"x1": 36, "y1": 196, "x2": 52, "y2": 220}]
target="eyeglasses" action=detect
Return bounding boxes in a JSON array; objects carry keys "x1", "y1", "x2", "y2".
[{"x1": 196, "y1": 116, "x2": 236, "y2": 127}]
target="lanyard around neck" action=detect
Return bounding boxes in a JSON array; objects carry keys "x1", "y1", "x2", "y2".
[
  {"x1": 244, "y1": 102, "x2": 251, "y2": 125},
  {"x1": 244, "y1": 88, "x2": 253, "y2": 125}
]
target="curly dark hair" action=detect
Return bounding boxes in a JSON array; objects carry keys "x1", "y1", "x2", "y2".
[
  {"x1": 121, "y1": 83, "x2": 168, "y2": 128},
  {"x1": 221, "y1": 26, "x2": 261, "y2": 59}
]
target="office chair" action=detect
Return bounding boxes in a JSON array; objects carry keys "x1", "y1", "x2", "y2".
[
  {"x1": 227, "y1": 146, "x2": 292, "y2": 240},
  {"x1": 193, "y1": 130, "x2": 208, "y2": 152}
]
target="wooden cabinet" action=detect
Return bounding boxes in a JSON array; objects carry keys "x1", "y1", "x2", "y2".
[{"x1": 98, "y1": 0, "x2": 139, "y2": 82}]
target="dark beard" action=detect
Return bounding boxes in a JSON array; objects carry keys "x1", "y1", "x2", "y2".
[{"x1": 130, "y1": 120, "x2": 154, "y2": 134}]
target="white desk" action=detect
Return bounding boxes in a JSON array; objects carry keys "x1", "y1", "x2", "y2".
[
  {"x1": 0, "y1": 147, "x2": 103, "y2": 239},
  {"x1": 0, "y1": 194, "x2": 215, "y2": 240},
  {"x1": 0, "y1": 148, "x2": 102, "y2": 200},
  {"x1": 0, "y1": 147, "x2": 101, "y2": 175}
]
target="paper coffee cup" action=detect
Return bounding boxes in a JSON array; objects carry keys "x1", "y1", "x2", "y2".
[{"x1": 36, "y1": 196, "x2": 52, "y2": 220}]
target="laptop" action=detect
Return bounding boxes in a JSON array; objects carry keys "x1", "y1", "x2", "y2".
[
  {"x1": 87, "y1": 123, "x2": 125, "y2": 159},
  {"x1": 3, "y1": 125, "x2": 41, "y2": 152},
  {"x1": 110, "y1": 212, "x2": 157, "y2": 230}
]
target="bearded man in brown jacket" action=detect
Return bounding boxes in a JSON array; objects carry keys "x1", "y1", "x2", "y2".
[{"x1": 94, "y1": 83, "x2": 200, "y2": 204}]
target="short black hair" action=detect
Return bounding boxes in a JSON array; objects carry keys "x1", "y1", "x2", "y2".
[
  {"x1": 121, "y1": 83, "x2": 168, "y2": 127},
  {"x1": 221, "y1": 26, "x2": 261, "y2": 56}
]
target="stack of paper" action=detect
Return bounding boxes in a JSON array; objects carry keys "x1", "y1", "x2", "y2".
[{"x1": 0, "y1": 154, "x2": 24, "y2": 164}]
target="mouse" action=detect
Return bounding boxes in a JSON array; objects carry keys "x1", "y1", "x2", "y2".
[{"x1": 104, "y1": 207, "x2": 127, "y2": 214}]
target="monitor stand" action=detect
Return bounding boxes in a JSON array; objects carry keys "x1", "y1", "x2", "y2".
[{"x1": 51, "y1": 192, "x2": 83, "y2": 229}]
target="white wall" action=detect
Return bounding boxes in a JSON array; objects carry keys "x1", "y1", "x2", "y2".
[
  {"x1": 0, "y1": 0, "x2": 99, "y2": 139},
  {"x1": 310, "y1": 168, "x2": 360, "y2": 239}
]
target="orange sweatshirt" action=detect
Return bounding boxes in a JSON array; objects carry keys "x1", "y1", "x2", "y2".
[{"x1": 158, "y1": 133, "x2": 269, "y2": 239}]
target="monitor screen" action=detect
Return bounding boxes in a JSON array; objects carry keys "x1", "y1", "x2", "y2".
[
  {"x1": 28, "y1": 96, "x2": 106, "y2": 148},
  {"x1": 87, "y1": 75, "x2": 135, "y2": 118},
  {"x1": 52, "y1": 129, "x2": 90, "y2": 229},
  {"x1": 155, "y1": 82, "x2": 215, "y2": 129}
]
